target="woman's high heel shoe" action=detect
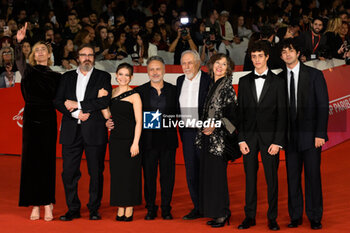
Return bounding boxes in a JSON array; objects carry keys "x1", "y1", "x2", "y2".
[
  {"x1": 44, "y1": 204, "x2": 54, "y2": 221},
  {"x1": 30, "y1": 206, "x2": 40, "y2": 220},
  {"x1": 211, "y1": 215, "x2": 230, "y2": 228},
  {"x1": 116, "y1": 215, "x2": 125, "y2": 221},
  {"x1": 207, "y1": 218, "x2": 217, "y2": 225},
  {"x1": 124, "y1": 213, "x2": 133, "y2": 222},
  {"x1": 124, "y1": 209, "x2": 134, "y2": 222}
]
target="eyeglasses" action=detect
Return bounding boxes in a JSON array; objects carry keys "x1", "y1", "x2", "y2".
[
  {"x1": 34, "y1": 47, "x2": 47, "y2": 52},
  {"x1": 2, "y1": 51, "x2": 11, "y2": 55},
  {"x1": 78, "y1": 53, "x2": 94, "y2": 57}
]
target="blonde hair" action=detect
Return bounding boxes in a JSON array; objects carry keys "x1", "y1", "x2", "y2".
[
  {"x1": 325, "y1": 17, "x2": 343, "y2": 35},
  {"x1": 28, "y1": 41, "x2": 52, "y2": 66}
]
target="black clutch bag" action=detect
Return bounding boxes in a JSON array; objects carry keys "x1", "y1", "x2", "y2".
[{"x1": 223, "y1": 130, "x2": 242, "y2": 162}]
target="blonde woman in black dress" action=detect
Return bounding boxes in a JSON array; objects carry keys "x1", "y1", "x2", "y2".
[
  {"x1": 17, "y1": 23, "x2": 61, "y2": 221},
  {"x1": 99, "y1": 63, "x2": 142, "y2": 221}
]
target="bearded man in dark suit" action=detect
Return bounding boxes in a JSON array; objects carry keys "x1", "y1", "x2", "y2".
[{"x1": 55, "y1": 44, "x2": 112, "y2": 221}]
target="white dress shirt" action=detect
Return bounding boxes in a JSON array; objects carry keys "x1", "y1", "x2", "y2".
[
  {"x1": 254, "y1": 68, "x2": 268, "y2": 101},
  {"x1": 72, "y1": 67, "x2": 94, "y2": 123},
  {"x1": 179, "y1": 70, "x2": 201, "y2": 126},
  {"x1": 287, "y1": 61, "x2": 300, "y2": 107}
]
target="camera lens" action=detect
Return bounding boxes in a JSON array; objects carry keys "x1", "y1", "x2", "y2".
[{"x1": 181, "y1": 29, "x2": 188, "y2": 37}]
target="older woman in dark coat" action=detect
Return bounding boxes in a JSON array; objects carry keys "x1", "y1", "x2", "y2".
[{"x1": 195, "y1": 53, "x2": 238, "y2": 227}]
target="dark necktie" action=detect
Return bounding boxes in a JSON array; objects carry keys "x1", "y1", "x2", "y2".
[
  {"x1": 290, "y1": 71, "x2": 297, "y2": 122},
  {"x1": 254, "y1": 74, "x2": 267, "y2": 79}
]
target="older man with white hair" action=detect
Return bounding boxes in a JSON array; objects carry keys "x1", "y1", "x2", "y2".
[{"x1": 176, "y1": 50, "x2": 211, "y2": 220}]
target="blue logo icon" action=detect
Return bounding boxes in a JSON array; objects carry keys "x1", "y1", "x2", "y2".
[{"x1": 143, "y1": 110, "x2": 162, "y2": 129}]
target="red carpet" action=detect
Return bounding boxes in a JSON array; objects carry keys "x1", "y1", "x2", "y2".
[{"x1": 1, "y1": 140, "x2": 350, "y2": 233}]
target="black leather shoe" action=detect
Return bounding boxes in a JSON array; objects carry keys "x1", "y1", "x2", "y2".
[
  {"x1": 268, "y1": 219, "x2": 280, "y2": 231},
  {"x1": 59, "y1": 211, "x2": 81, "y2": 221},
  {"x1": 207, "y1": 218, "x2": 217, "y2": 225},
  {"x1": 310, "y1": 220, "x2": 322, "y2": 230},
  {"x1": 238, "y1": 217, "x2": 256, "y2": 229},
  {"x1": 144, "y1": 211, "x2": 157, "y2": 220},
  {"x1": 287, "y1": 218, "x2": 302, "y2": 228},
  {"x1": 183, "y1": 209, "x2": 202, "y2": 220},
  {"x1": 89, "y1": 211, "x2": 101, "y2": 220},
  {"x1": 211, "y1": 215, "x2": 230, "y2": 228},
  {"x1": 116, "y1": 215, "x2": 125, "y2": 221},
  {"x1": 162, "y1": 212, "x2": 173, "y2": 220}
]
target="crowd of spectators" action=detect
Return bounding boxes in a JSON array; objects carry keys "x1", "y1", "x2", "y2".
[{"x1": 0, "y1": 0, "x2": 349, "y2": 79}]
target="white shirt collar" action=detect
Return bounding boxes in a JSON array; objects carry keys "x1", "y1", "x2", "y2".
[
  {"x1": 254, "y1": 68, "x2": 269, "y2": 76},
  {"x1": 287, "y1": 61, "x2": 300, "y2": 74}
]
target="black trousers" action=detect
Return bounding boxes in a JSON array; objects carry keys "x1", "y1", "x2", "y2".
[
  {"x1": 61, "y1": 125, "x2": 106, "y2": 212},
  {"x1": 285, "y1": 144, "x2": 323, "y2": 222},
  {"x1": 243, "y1": 137, "x2": 279, "y2": 220},
  {"x1": 181, "y1": 129, "x2": 201, "y2": 211},
  {"x1": 142, "y1": 148, "x2": 176, "y2": 213}
]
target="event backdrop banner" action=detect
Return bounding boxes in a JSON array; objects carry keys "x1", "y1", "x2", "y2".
[{"x1": 0, "y1": 63, "x2": 349, "y2": 164}]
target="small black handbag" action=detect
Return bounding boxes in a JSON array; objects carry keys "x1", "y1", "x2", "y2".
[{"x1": 223, "y1": 130, "x2": 242, "y2": 162}]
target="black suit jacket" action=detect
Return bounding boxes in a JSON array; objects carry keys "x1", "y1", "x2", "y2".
[
  {"x1": 238, "y1": 70, "x2": 287, "y2": 147},
  {"x1": 279, "y1": 62, "x2": 329, "y2": 151},
  {"x1": 135, "y1": 81, "x2": 178, "y2": 150},
  {"x1": 176, "y1": 71, "x2": 212, "y2": 135},
  {"x1": 54, "y1": 68, "x2": 112, "y2": 145}
]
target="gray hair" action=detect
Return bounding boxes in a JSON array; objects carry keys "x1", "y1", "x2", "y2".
[
  {"x1": 180, "y1": 50, "x2": 201, "y2": 65},
  {"x1": 146, "y1": 55, "x2": 165, "y2": 66}
]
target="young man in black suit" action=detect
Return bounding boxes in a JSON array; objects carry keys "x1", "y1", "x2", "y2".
[
  {"x1": 136, "y1": 56, "x2": 178, "y2": 220},
  {"x1": 176, "y1": 50, "x2": 211, "y2": 220},
  {"x1": 279, "y1": 38, "x2": 329, "y2": 230},
  {"x1": 55, "y1": 44, "x2": 112, "y2": 221},
  {"x1": 237, "y1": 41, "x2": 287, "y2": 231}
]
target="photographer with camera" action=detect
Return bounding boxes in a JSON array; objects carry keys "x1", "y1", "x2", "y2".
[
  {"x1": 199, "y1": 27, "x2": 221, "y2": 65},
  {"x1": 44, "y1": 27, "x2": 59, "y2": 65},
  {"x1": 169, "y1": 17, "x2": 198, "y2": 65}
]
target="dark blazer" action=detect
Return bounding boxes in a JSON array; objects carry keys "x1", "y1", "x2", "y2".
[
  {"x1": 176, "y1": 71, "x2": 212, "y2": 133},
  {"x1": 135, "y1": 81, "x2": 178, "y2": 150},
  {"x1": 238, "y1": 70, "x2": 287, "y2": 147},
  {"x1": 297, "y1": 31, "x2": 328, "y2": 60},
  {"x1": 279, "y1": 62, "x2": 329, "y2": 151},
  {"x1": 54, "y1": 68, "x2": 112, "y2": 145}
]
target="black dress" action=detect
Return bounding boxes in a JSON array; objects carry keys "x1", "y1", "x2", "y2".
[
  {"x1": 198, "y1": 77, "x2": 231, "y2": 219},
  {"x1": 109, "y1": 90, "x2": 142, "y2": 206},
  {"x1": 16, "y1": 43, "x2": 61, "y2": 206}
]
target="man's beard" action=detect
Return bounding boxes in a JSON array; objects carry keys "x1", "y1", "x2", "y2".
[
  {"x1": 311, "y1": 27, "x2": 320, "y2": 35},
  {"x1": 80, "y1": 61, "x2": 94, "y2": 72},
  {"x1": 185, "y1": 72, "x2": 195, "y2": 80}
]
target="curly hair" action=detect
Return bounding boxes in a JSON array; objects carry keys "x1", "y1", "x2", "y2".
[{"x1": 207, "y1": 53, "x2": 235, "y2": 78}]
